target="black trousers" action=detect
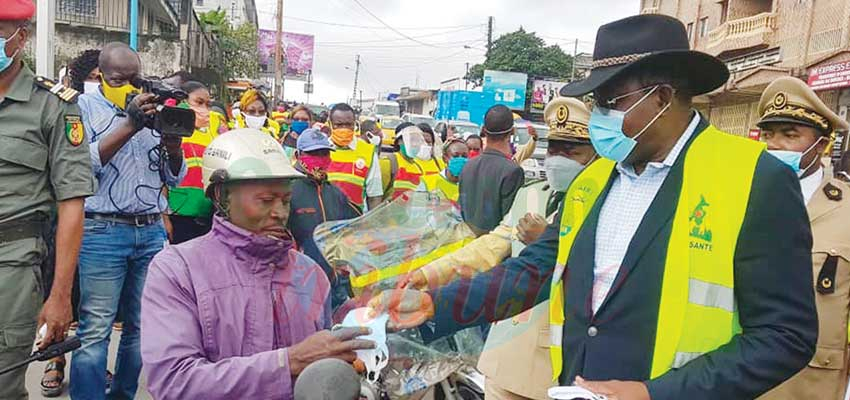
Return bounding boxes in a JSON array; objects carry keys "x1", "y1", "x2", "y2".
[{"x1": 170, "y1": 215, "x2": 213, "y2": 244}]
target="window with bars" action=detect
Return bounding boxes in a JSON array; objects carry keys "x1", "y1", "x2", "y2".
[
  {"x1": 687, "y1": 22, "x2": 694, "y2": 40},
  {"x1": 58, "y1": 0, "x2": 97, "y2": 16}
]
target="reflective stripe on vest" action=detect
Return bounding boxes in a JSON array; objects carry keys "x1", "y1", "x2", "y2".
[
  {"x1": 328, "y1": 139, "x2": 376, "y2": 207},
  {"x1": 392, "y1": 153, "x2": 425, "y2": 199},
  {"x1": 179, "y1": 129, "x2": 217, "y2": 189},
  {"x1": 548, "y1": 125, "x2": 764, "y2": 382}
]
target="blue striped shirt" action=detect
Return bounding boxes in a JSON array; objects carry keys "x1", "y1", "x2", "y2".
[{"x1": 79, "y1": 90, "x2": 186, "y2": 215}]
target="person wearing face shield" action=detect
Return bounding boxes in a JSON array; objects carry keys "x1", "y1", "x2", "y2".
[
  {"x1": 234, "y1": 89, "x2": 281, "y2": 139},
  {"x1": 402, "y1": 97, "x2": 595, "y2": 400},
  {"x1": 165, "y1": 81, "x2": 217, "y2": 244},
  {"x1": 383, "y1": 124, "x2": 433, "y2": 200},
  {"x1": 141, "y1": 129, "x2": 375, "y2": 400},
  {"x1": 755, "y1": 77, "x2": 850, "y2": 400},
  {"x1": 371, "y1": 14, "x2": 817, "y2": 400}
]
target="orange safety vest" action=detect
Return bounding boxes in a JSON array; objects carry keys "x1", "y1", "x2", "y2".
[{"x1": 327, "y1": 139, "x2": 377, "y2": 208}]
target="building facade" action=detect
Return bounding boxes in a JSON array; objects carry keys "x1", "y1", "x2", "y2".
[
  {"x1": 36, "y1": 0, "x2": 221, "y2": 86},
  {"x1": 641, "y1": 0, "x2": 850, "y2": 144},
  {"x1": 192, "y1": 0, "x2": 257, "y2": 27}
]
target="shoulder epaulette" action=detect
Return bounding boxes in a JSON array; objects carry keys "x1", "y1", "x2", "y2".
[{"x1": 34, "y1": 76, "x2": 80, "y2": 104}]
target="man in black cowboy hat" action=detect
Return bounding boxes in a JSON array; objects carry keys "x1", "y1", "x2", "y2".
[{"x1": 370, "y1": 14, "x2": 817, "y2": 400}]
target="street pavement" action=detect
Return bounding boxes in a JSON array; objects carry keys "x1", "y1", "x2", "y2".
[{"x1": 24, "y1": 329, "x2": 152, "y2": 399}]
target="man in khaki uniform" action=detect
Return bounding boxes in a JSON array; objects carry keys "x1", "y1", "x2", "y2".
[
  {"x1": 0, "y1": 2, "x2": 94, "y2": 398},
  {"x1": 757, "y1": 76, "x2": 850, "y2": 400},
  {"x1": 404, "y1": 97, "x2": 596, "y2": 399}
]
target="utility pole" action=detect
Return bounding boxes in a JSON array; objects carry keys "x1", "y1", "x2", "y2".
[
  {"x1": 129, "y1": 0, "x2": 139, "y2": 50},
  {"x1": 352, "y1": 54, "x2": 361, "y2": 104},
  {"x1": 486, "y1": 16, "x2": 494, "y2": 58},
  {"x1": 36, "y1": 0, "x2": 55, "y2": 77},
  {"x1": 570, "y1": 38, "x2": 578, "y2": 81},
  {"x1": 359, "y1": 90, "x2": 363, "y2": 110},
  {"x1": 274, "y1": 0, "x2": 285, "y2": 102}
]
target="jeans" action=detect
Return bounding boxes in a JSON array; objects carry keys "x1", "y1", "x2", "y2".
[{"x1": 70, "y1": 218, "x2": 166, "y2": 400}]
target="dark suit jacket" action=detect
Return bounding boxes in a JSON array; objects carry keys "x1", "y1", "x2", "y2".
[{"x1": 425, "y1": 119, "x2": 818, "y2": 400}]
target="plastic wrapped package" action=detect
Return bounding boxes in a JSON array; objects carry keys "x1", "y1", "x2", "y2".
[
  {"x1": 382, "y1": 328, "x2": 485, "y2": 398},
  {"x1": 314, "y1": 191, "x2": 475, "y2": 295}
]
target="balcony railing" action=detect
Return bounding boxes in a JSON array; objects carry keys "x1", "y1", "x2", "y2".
[
  {"x1": 641, "y1": 6, "x2": 659, "y2": 14},
  {"x1": 705, "y1": 12, "x2": 777, "y2": 55}
]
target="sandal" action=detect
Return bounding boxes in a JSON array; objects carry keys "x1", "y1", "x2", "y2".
[{"x1": 41, "y1": 359, "x2": 65, "y2": 398}]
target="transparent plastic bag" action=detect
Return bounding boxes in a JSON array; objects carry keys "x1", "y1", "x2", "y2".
[{"x1": 314, "y1": 191, "x2": 475, "y2": 295}]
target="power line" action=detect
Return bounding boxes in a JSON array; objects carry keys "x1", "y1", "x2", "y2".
[
  {"x1": 257, "y1": 12, "x2": 484, "y2": 30},
  {"x1": 348, "y1": 0, "x2": 443, "y2": 48},
  {"x1": 318, "y1": 38, "x2": 486, "y2": 49},
  {"x1": 316, "y1": 25, "x2": 483, "y2": 45}
]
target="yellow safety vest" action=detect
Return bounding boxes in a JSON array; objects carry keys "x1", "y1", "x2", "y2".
[
  {"x1": 548, "y1": 125, "x2": 765, "y2": 382},
  {"x1": 434, "y1": 173, "x2": 459, "y2": 202},
  {"x1": 418, "y1": 157, "x2": 445, "y2": 191},
  {"x1": 327, "y1": 139, "x2": 376, "y2": 208}
]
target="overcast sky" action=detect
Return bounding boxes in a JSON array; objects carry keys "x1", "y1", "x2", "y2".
[{"x1": 255, "y1": 0, "x2": 638, "y2": 105}]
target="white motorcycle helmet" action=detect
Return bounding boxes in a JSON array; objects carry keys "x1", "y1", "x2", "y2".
[{"x1": 202, "y1": 128, "x2": 304, "y2": 200}]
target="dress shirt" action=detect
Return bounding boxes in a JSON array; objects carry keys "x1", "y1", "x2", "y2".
[
  {"x1": 79, "y1": 90, "x2": 186, "y2": 215},
  {"x1": 592, "y1": 113, "x2": 701, "y2": 313}
]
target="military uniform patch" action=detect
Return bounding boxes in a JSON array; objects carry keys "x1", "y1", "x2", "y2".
[
  {"x1": 824, "y1": 182, "x2": 843, "y2": 201},
  {"x1": 65, "y1": 115, "x2": 84, "y2": 146}
]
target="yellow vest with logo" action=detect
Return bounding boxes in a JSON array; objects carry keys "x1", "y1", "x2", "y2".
[
  {"x1": 548, "y1": 125, "x2": 765, "y2": 382},
  {"x1": 327, "y1": 139, "x2": 376, "y2": 208},
  {"x1": 418, "y1": 158, "x2": 445, "y2": 191}
]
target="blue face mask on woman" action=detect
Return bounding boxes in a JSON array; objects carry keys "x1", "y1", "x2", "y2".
[
  {"x1": 0, "y1": 28, "x2": 21, "y2": 74},
  {"x1": 588, "y1": 85, "x2": 670, "y2": 163},
  {"x1": 290, "y1": 121, "x2": 309, "y2": 134},
  {"x1": 447, "y1": 156, "x2": 468, "y2": 177}
]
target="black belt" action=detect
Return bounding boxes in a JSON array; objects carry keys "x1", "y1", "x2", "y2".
[
  {"x1": 0, "y1": 215, "x2": 45, "y2": 245},
  {"x1": 85, "y1": 212, "x2": 161, "y2": 227}
]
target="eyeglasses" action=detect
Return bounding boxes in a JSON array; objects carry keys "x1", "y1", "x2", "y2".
[
  {"x1": 594, "y1": 84, "x2": 674, "y2": 110},
  {"x1": 593, "y1": 85, "x2": 657, "y2": 110}
]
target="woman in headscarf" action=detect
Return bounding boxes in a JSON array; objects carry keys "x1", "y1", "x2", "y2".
[{"x1": 233, "y1": 88, "x2": 281, "y2": 139}]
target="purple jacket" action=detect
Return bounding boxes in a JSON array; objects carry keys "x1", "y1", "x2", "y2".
[{"x1": 141, "y1": 217, "x2": 331, "y2": 400}]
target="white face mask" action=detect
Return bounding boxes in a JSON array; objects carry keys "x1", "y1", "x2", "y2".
[
  {"x1": 367, "y1": 132, "x2": 381, "y2": 146},
  {"x1": 244, "y1": 114, "x2": 267, "y2": 129},
  {"x1": 83, "y1": 81, "x2": 100, "y2": 95},
  {"x1": 415, "y1": 145, "x2": 433, "y2": 161},
  {"x1": 544, "y1": 155, "x2": 585, "y2": 192}
]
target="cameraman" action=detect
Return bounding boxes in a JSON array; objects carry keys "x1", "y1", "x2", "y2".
[{"x1": 71, "y1": 42, "x2": 186, "y2": 400}]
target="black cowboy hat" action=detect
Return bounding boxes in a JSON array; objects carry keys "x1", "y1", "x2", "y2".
[{"x1": 561, "y1": 14, "x2": 729, "y2": 97}]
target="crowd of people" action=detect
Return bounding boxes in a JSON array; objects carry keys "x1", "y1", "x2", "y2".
[{"x1": 1, "y1": 1, "x2": 850, "y2": 399}]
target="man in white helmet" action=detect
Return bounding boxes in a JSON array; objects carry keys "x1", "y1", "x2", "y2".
[{"x1": 140, "y1": 129, "x2": 375, "y2": 399}]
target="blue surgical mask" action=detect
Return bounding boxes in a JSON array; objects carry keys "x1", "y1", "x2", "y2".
[
  {"x1": 0, "y1": 28, "x2": 21, "y2": 74},
  {"x1": 544, "y1": 155, "x2": 585, "y2": 192},
  {"x1": 447, "y1": 156, "x2": 468, "y2": 177},
  {"x1": 290, "y1": 121, "x2": 309, "y2": 134},
  {"x1": 588, "y1": 85, "x2": 669, "y2": 163},
  {"x1": 768, "y1": 137, "x2": 824, "y2": 177}
]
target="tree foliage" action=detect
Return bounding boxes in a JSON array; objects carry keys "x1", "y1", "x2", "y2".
[
  {"x1": 199, "y1": 10, "x2": 260, "y2": 81},
  {"x1": 465, "y1": 28, "x2": 573, "y2": 88}
]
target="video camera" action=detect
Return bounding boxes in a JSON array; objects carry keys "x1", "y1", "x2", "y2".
[{"x1": 128, "y1": 78, "x2": 196, "y2": 137}]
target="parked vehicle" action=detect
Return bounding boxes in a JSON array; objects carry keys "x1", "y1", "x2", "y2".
[
  {"x1": 514, "y1": 122, "x2": 549, "y2": 180},
  {"x1": 380, "y1": 116, "x2": 405, "y2": 146},
  {"x1": 372, "y1": 101, "x2": 401, "y2": 121},
  {"x1": 403, "y1": 113, "x2": 436, "y2": 128}
]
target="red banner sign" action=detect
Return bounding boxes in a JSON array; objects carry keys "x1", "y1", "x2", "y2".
[{"x1": 808, "y1": 60, "x2": 850, "y2": 91}]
